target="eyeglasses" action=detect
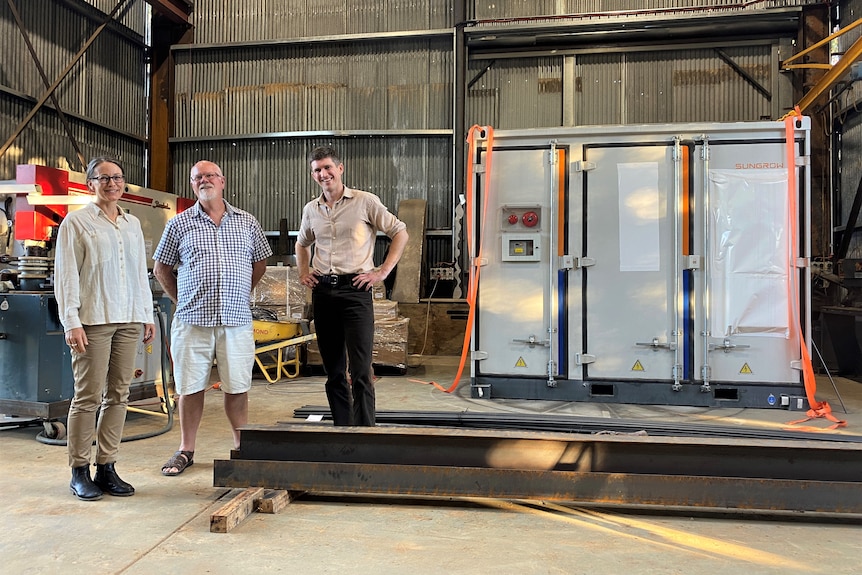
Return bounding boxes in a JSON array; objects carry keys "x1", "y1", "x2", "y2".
[
  {"x1": 191, "y1": 172, "x2": 223, "y2": 183},
  {"x1": 89, "y1": 175, "x2": 125, "y2": 184}
]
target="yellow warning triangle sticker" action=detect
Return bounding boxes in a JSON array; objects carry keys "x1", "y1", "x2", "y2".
[
  {"x1": 631, "y1": 360, "x2": 645, "y2": 372},
  {"x1": 739, "y1": 363, "x2": 752, "y2": 374},
  {"x1": 515, "y1": 357, "x2": 527, "y2": 368}
]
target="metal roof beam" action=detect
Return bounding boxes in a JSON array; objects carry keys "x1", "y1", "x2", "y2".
[{"x1": 144, "y1": 0, "x2": 191, "y2": 25}]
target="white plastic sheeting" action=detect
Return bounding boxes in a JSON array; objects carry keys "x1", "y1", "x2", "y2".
[{"x1": 709, "y1": 169, "x2": 790, "y2": 338}]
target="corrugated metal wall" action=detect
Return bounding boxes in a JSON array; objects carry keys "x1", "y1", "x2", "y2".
[
  {"x1": 172, "y1": 1, "x2": 457, "y2": 265},
  {"x1": 473, "y1": 0, "x2": 821, "y2": 20},
  {"x1": 467, "y1": 57, "x2": 563, "y2": 129},
  {"x1": 467, "y1": 46, "x2": 777, "y2": 129},
  {"x1": 171, "y1": 136, "x2": 452, "y2": 233},
  {"x1": 173, "y1": 39, "x2": 452, "y2": 138},
  {"x1": 0, "y1": 0, "x2": 149, "y2": 183},
  {"x1": 626, "y1": 46, "x2": 774, "y2": 124},
  {"x1": 836, "y1": 0, "x2": 862, "y2": 256},
  {"x1": 189, "y1": 0, "x2": 454, "y2": 44}
]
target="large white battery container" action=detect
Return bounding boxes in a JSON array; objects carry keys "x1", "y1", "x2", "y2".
[{"x1": 469, "y1": 119, "x2": 811, "y2": 409}]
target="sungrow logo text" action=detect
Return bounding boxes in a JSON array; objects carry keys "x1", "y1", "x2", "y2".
[{"x1": 735, "y1": 162, "x2": 783, "y2": 169}]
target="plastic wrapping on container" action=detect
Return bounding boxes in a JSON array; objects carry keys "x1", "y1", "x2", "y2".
[
  {"x1": 371, "y1": 282, "x2": 387, "y2": 300},
  {"x1": 373, "y1": 317, "x2": 409, "y2": 368},
  {"x1": 374, "y1": 317, "x2": 409, "y2": 344},
  {"x1": 709, "y1": 169, "x2": 790, "y2": 338},
  {"x1": 251, "y1": 266, "x2": 307, "y2": 320},
  {"x1": 307, "y1": 317, "x2": 409, "y2": 369},
  {"x1": 373, "y1": 299, "x2": 399, "y2": 321}
]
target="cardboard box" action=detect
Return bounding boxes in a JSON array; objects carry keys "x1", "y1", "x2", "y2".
[
  {"x1": 374, "y1": 317, "x2": 409, "y2": 344},
  {"x1": 371, "y1": 282, "x2": 386, "y2": 300},
  {"x1": 372, "y1": 341, "x2": 407, "y2": 368},
  {"x1": 373, "y1": 299, "x2": 399, "y2": 321}
]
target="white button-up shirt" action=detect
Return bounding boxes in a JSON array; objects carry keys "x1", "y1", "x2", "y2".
[
  {"x1": 296, "y1": 186, "x2": 407, "y2": 275},
  {"x1": 54, "y1": 202, "x2": 154, "y2": 331}
]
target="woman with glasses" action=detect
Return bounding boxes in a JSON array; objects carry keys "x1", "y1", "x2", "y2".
[{"x1": 54, "y1": 157, "x2": 156, "y2": 501}]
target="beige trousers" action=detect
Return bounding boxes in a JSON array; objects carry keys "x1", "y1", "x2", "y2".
[{"x1": 67, "y1": 323, "x2": 141, "y2": 468}]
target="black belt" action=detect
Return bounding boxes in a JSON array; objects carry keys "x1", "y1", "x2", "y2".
[{"x1": 317, "y1": 273, "x2": 357, "y2": 286}]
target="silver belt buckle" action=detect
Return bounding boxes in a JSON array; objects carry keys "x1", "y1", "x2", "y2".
[{"x1": 328, "y1": 275, "x2": 339, "y2": 285}]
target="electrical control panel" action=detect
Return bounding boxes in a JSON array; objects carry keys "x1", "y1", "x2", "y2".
[{"x1": 500, "y1": 205, "x2": 542, "y2": 262}]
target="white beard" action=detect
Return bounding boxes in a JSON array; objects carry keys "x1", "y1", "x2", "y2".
[{"x1": 197, "y1": 189, "x2": 217, "y2": 201}]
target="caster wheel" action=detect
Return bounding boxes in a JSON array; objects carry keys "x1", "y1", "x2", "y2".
[{"x1": 42, "y1": 421, "x2": 66, "y2": 440}]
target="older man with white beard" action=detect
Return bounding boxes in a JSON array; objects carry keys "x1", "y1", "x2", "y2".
[{"x1": 153, "y1": 160, "x2": 272, "y2": 476}]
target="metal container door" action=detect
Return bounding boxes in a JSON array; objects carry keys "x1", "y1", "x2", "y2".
[
  {"x1": 475, "y1": 147, "x2": 557, "y2": 378},
  {"x1": 692, "y1": 140, "x2": 803, "y2": 387},
  {"x1": 579, "y1": 144, "x2": 678, "y2": 382}
]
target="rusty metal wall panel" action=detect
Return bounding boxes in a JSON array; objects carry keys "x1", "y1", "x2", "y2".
[
  {"x1": 835, "y1": 1, "x2": 862, "y2": 255},
  {"x1": 0, "y1": 93, "x2": 145, "y2": 181},
  {"x1": 190, "y1": 0, "x2": 454, "y2": 44},
  {"x1": 171, "y1": 136, "x2": 452, "y2": 232},
  {"x1": 173, "y1": 39, "x2": 452, "y2": 139},
  {"x1": 1, "y1": 0, "x2": 145, "y2": 129},
  {"x1": 471, "y1": 46, "x2": 773, "y2": 129},
  {"x1": 466, "y1": 57, "x2": 563, "y2": 129},
  {"x1": 574, "y1": 53, "x2": 623, "y2": 126},
  {"x1": 0, "y1": 0, "x2": 147, "y2": 180},
  {"x1": 626, "y1": 47, "x2": 773, "y2": 124},
  {"x1": 84, "y1": 0, "x2": 148, "y2": 35},
  {"x1": 837, "y1": 112, "x2": 862, "y2": 258}
]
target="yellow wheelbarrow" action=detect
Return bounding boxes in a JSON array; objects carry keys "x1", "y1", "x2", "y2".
[{"x1": 252, "y1": 320, "x2": 316, "y2": 383}]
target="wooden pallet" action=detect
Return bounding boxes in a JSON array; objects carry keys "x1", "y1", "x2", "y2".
[{"x1": 209, "y1": 487, "x2": 303, "y2": 533}]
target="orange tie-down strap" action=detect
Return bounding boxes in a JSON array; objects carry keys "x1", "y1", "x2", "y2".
[
  {"x1": 783, "y1": 111, "x2": 846, "y2": 430},
  {"x1": 411, "y1": 125, "x2": 495, "y2": 394}
]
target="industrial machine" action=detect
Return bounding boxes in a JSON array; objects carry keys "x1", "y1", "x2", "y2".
[
  {"x1": 0, "y1": 164, "x2": 179, "y2": 432},
  {"x1": 468, "y1": 120, "x2": 813, "y2": 409}
]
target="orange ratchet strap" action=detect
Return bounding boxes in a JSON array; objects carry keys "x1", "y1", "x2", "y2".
[
  {"x1": 783, "y1": 111, "x2": 846, "y2": 429},
  {"x1": 412, "y1": 125, "x2": 494, "y2": 393}
]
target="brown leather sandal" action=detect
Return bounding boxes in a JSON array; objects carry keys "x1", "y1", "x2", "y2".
[{"x1": 161, "y1": 450, "x2": 194, "y2": 476}]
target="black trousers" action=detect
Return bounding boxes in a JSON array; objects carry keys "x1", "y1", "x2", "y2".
[{"x1": 312, "y1": 282, "x2": 375, "y2": 426}]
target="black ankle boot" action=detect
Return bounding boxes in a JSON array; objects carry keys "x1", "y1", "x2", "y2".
[
  {"x1": 70, "y1": 465, "x2": 102, "y2": 501},
  {"x1": 94, "y1": 462, "x2": 135, "y2": 497}
]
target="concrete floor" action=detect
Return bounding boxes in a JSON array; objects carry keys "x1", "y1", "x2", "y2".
[{"x1": 1, "y1": 355, "x2": 860, "y2": 575}]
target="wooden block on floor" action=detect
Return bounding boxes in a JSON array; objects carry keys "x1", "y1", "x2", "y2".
[
  {"x1": 255, "y1": 489, "x2": 295, "y2": 514},
  {"x1": 210, "y1": 487, "x2": 265, "y2": 533}
]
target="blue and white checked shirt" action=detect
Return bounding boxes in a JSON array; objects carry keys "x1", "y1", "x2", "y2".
[{"x1": 153, "y1": 200, "x2": 272, "y2": 327}]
